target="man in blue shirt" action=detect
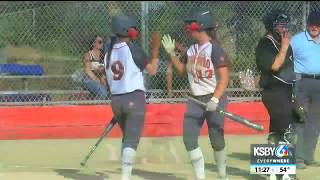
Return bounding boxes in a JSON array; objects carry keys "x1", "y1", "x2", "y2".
[{"x1": 290, "y1": 11, "x2": 320, "y2": 169}]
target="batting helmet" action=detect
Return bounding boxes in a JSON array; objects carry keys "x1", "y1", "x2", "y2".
[
  {"x1": 111, "y1": 15, "x2": 139, "y2": 39},
  {"x1": 184, "y1": 7, "x2": 217, "y2": 32},
  {"x1": 263, "y1": 9, "x2": 291, "y2": 32}
]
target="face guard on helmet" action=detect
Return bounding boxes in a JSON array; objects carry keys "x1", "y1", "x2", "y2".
[
  {"x1": 263, "y1": 10, "x2": 291, "y2": 40},
  {"x1": 273, "y1": 13, "x2": 290, "y2": 32}
]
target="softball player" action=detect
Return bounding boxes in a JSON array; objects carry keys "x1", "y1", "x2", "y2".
[
  {"x1": 162, "y1": 7, "x2": 230, "y2": 180},
  {"x1": 104, "y1": 15, "x2": 160, "y2": 180}
]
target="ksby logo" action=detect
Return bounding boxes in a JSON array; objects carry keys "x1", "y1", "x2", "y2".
[
  {"x1": 253, "y1": 145, "x2": 291, "y2": 157},
  {"x1": 254, "y1": 146, "x2": 275, "y2": 156}
]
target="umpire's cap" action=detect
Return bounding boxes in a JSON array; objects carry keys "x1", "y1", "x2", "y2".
[
  {"x1": 111, "y1": 15, "x2": 138, "y2": 37},
  {"x1": 307, "y1": 11, "x2": 320, "y2": 26},
  {"x1": 263, "y1": 9, "x2": 290, "y2": 32},
  {"x1": 184, "y1": 7, "x2": 218, "y2": 30}
]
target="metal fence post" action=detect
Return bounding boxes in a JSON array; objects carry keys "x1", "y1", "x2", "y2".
[
  {"x1": 141, "y1": 1, "x2": 149, "y2": 56},
  {"x1": 302, "y1": 1, "x2": 310, "y2": 31}
]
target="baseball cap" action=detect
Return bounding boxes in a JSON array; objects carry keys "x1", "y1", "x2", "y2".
[{"x1": 307, "y1": 11, "x2": 320, "y2": 26}]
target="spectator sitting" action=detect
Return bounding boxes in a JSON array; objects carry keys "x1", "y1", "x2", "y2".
[{"x1": 82, "y1": 35, "x2": 108, "y2": 100}]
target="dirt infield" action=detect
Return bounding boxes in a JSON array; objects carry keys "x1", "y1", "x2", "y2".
[{"x1": 0, "y1": 135, "x2": 319, "y2": 180}]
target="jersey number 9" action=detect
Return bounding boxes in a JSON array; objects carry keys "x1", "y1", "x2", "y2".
[{"x1": 111, "y1": 61, "x2": 124, "y2": 80}]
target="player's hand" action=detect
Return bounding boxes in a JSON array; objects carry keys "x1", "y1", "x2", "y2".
[
  {"x1": 280, "y1": 30, "x2": 291, "y2": 51},
  {"x1": 206, "y1": 99, "x2": 218, "y2": 111},
  {"x1": 162, "y1": 34, "x2": 175, "y2": 55}
]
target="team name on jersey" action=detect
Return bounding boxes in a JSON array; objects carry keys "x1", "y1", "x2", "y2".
[{"x1": 188, "y1": 55, "x2": 211, "y2": 69}]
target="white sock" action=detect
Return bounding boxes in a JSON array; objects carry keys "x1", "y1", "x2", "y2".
[
  {"x1": 269, "y1": 174, "x2": 277, "y2": 180},
  {"x1": 188, "y1": 147, "x2": 205, "y2": 179},
  {"x1": 214, "y1": 148, "x2": 227, "y2": 178},
  {"x1": 282, "y1": 174, "x2": 291, "y2": 180},
  {"x1": 121, "y1": 147, "x2": 136, "y2": 180}
]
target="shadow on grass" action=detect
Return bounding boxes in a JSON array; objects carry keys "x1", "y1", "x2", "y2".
[
  {"x1": 228, "y1": 152, "x2": 251, "y2": 161},
  {"x1": 104, "y1": 168, "x2": 186, "y2": 180},
  {"x1": 133, "y1": 168, "x2": 186, "y2": 180},
  {"x1": 205, "y1": 163, "x2": 267, "y2": 180},
  {"x1": 55, "y1": 169, "x2": 108, "y2": 180}
]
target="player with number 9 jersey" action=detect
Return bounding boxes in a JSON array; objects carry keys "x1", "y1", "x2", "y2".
[{"x1": 103, "y1": 15, "x2": 160, "y2": 180}]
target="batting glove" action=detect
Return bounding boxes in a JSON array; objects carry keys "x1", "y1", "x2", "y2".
[
  {"x1": 206, "y1": 97, "x2": 219, "y2": 111},
  {"x1": 161, "y1": 34, "x2": 175, "y2": 55}
]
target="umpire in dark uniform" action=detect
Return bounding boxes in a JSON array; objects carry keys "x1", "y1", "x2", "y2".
[{"x1": 255, "y1": 9, "x2": 297, "y2": 145}]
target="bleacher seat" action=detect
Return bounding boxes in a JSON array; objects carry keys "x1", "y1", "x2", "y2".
[{"x1": 0, "y1": 64, "x2": 44, "y2": 75}]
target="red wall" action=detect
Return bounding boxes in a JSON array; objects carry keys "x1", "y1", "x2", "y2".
[{"x1": 0, "y1": 102, "x2": 269, "y2": 140}]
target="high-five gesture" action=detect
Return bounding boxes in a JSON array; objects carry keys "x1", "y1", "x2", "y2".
[{"x1": 162, "y1": 34, "x2": 175, "y2": 55}]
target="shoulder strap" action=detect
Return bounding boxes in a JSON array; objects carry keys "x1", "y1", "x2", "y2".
[
  {"x1": 265, "y1": 35, "x2": 280, "y2": 52},
  {"x1": 88, "y1": 51, "x2": 94, "y2": 61},
  {"x1": 265, "y1": 35, "x2": 294, "y2": 84}
]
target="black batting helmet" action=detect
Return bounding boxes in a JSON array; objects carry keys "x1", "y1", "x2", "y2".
[
  {"x1": 263, "y1": 9, "x2": 291, "y2": 32},
  {"x1": 184, "y1": 7, "x2": 218, "y2": 32},
  {"x1": 111, "y1": 15, "x2": 139, "y2": 38}
]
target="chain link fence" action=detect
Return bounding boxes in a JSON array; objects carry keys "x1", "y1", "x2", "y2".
[{"x1": 0, "y1": 1, "x2": 318, "y2": 106}]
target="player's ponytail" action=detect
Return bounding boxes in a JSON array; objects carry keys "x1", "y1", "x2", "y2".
[
  {"x1": 205, "y1": 28, "x2": 222, "y2": 45},
  {"x1": 106, "y1": 35, "x2": 117, "y2": 69},
  {"x1": 206, "y1": 28, "x2": 232, "y2": 68}
]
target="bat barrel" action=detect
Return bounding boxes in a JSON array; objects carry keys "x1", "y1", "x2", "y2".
[
  {"x1": 218, "y1": 109, "x2": 264, "y2": 132},
  {"x1": 79, "y1": 118, "x2": 117, "y2": 167}
]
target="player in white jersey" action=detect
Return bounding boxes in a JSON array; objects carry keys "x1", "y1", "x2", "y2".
[
  {"x1": 162, "y1": 7, "x2": 231, "y2": 180},
  {"x1": 104, "y1": 15, "x2": 160, "y2": 180}
]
